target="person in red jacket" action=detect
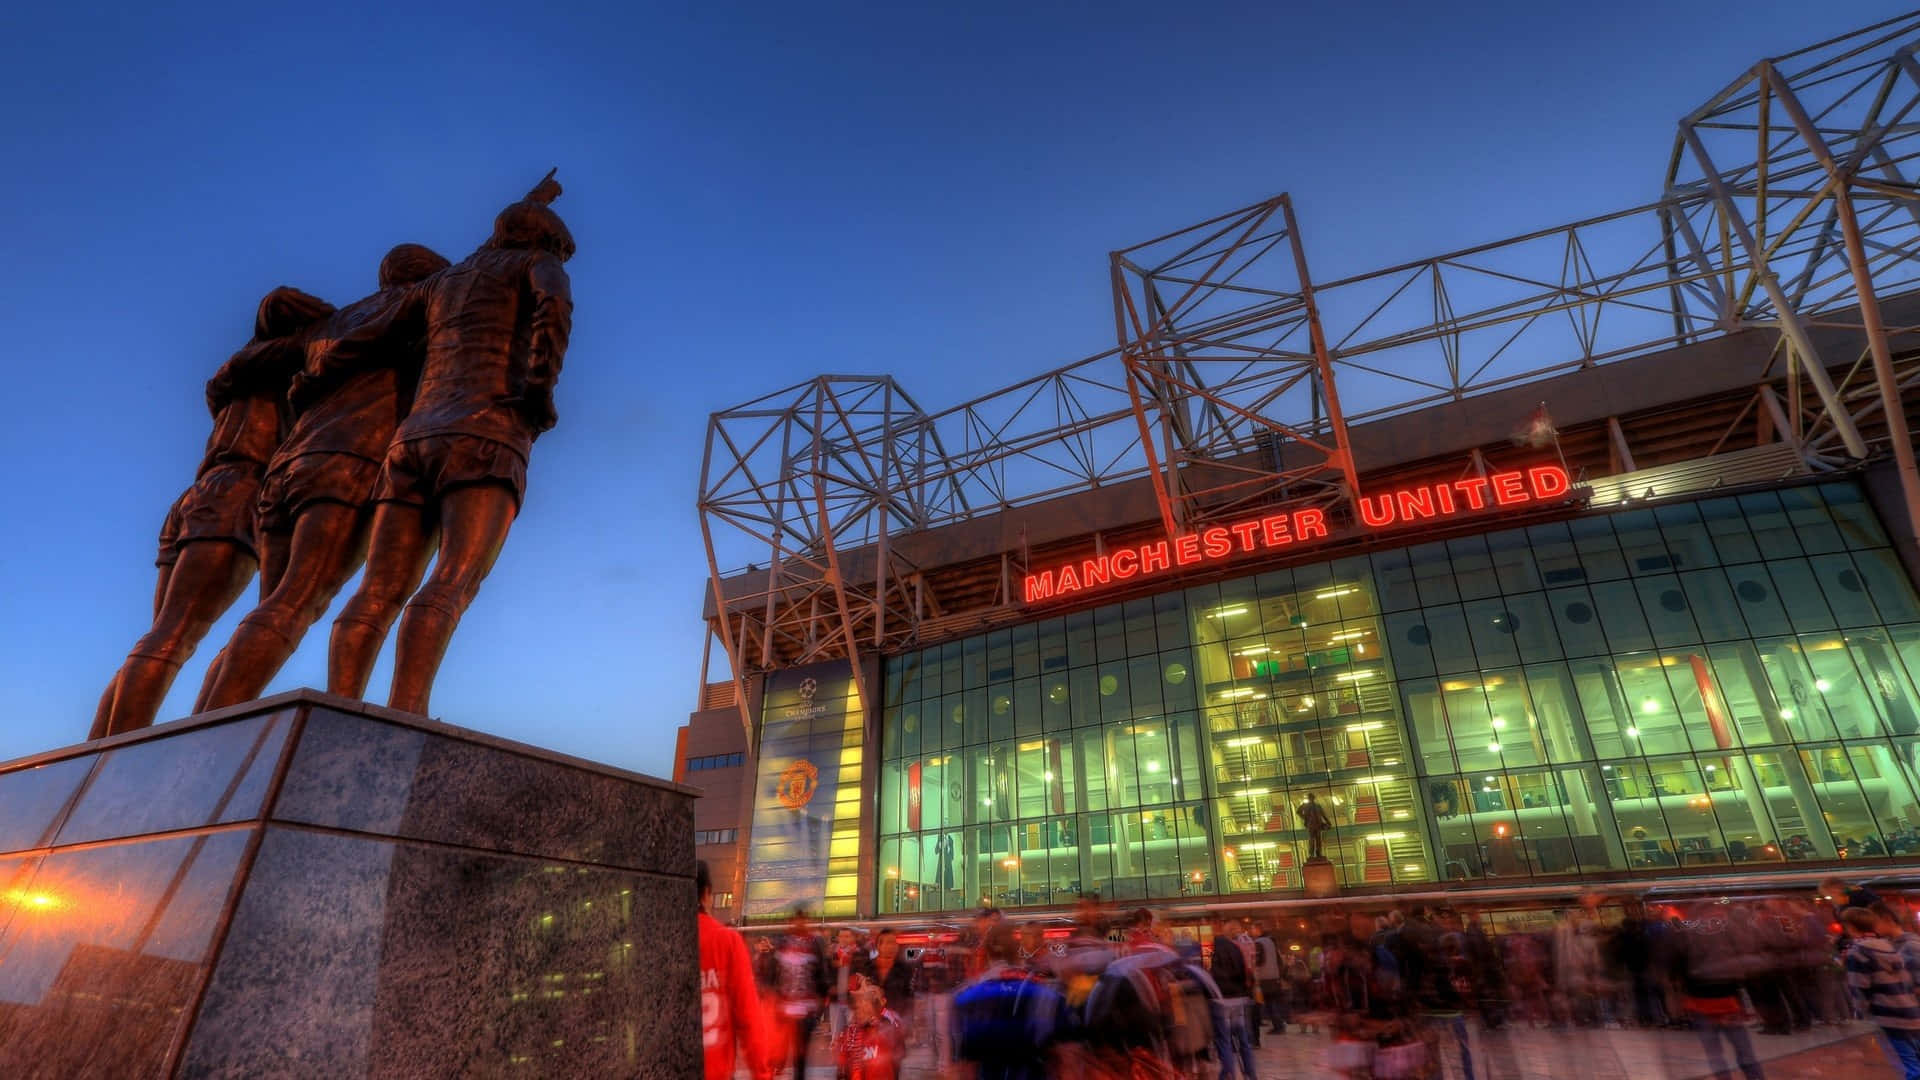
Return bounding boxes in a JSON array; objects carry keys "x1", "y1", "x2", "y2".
[{"x1": 698, "y1": 860, "x2": 771, "y2": 1080}]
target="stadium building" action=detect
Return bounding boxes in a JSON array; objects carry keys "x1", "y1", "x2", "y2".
[{"x1": 690, "y1": 16, "x2": 1920, "y2": 927}]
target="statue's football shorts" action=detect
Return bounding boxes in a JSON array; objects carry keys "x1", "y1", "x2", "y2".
[
  {"x1": 155, "y1": 491, "x2": 187, "y2": 568},
  {"x1": 255, "y1": 452, "x2": 383, "y2": 535},
  {"x1": 174, "y1": 462, "x2": 263, "y2": 559},
  {"x1": 373, "y1": 434, "x2": 527, "y2": 511}
]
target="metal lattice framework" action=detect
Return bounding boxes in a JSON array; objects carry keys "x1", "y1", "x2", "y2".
[
  {"x1": 1114, "y1": 195, "x2": 1358, "y2": 535},
  {"x1": 1665, "y1": 10, "x2": 1920, "y2": 492},
  {"x1": 700, "y1": 12, "x2": 1920, "y2": 733}
]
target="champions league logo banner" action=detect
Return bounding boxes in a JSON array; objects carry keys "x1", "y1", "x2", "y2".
[{"x1": 744, "y1": 665, "x2": 856, "y2": 919}]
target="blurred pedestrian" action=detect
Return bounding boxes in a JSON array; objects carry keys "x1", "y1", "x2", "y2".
[
  {"x1": 833, "y1": 983, "x2": 906, "y2": 1080},
  {"x1": 774, "y1": 907, "x2": 832, "y2": 1080},
  {"x1": 954, "y1": 921, "x2": 1067, "y2": 1080},
  {"x1": 1670, "y1": 904, "x2": 1765, "y2": 1080},
  {"x1": 696, "y1": 860, "x2": 771, "y2": 1080},
  {"x1": 871, "y1": 928, "x2": 916, "y2": 1034},
  {"x1": 1844, "y1": 906, "x2": 1920, "y2": 1080},
  {"x1": 1209, "y1": 918, "x2": 1258, "y2": 1080},
  {"x1": 1252, "y1": 920, "x2": 1288, "y2": 1036},
  {"x1": 830, "y1": 927, "x2": 873, "y2": 1041}
]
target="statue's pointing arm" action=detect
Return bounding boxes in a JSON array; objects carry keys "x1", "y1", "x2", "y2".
[{"x1": 521, "y1": 251, "x2": 573, "y2": 433}]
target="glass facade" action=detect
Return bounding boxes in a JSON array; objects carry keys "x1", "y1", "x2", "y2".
[{"x1": 874, "y1": 481, "x2": 1920, "y2": 914}]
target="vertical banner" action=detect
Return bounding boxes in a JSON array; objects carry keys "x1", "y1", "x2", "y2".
[
  {"x1": 1048, "y1": 739, "x2": 1066, "y2": 815},
  {"x1": 908, "y1": 761, "x2": 923, "y2": 831},
  {"x1": 744, "y1": 664, "x2": 856, "y2": 919},
  {"x1": 1689, "y1": 654, "x2": 1735, "y2": 749}
]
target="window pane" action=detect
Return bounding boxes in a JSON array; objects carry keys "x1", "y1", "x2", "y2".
[
  {"x1": 1011, "y1": 622, "x2": 1039, "y2": 680},
  {"x1": 1372, "y1": 548, "x2": 1420, "y2": 612},
  {"x1": 1385, "y1": 610, "x2": 1436, "y2": 678},
  {"x1": 1464, "y1": 598, "x2": 1521, "y2": 670},
  {"x1": 1570, "y1": 517, "x2": 1630, "y2": 582},
  {"x1": 1741, "y1": 491, "x2": 1804, "y2": 559},
  {"x1": 1724, "y1": 565, "x2": 1794, "y2": 637},
  {"x1": 1745, "y1": 749, "x2": 1837, "y2": 861},
  {"x1": 1800, "y1": 746, "x2": 1880, "y2": 858},
  {"x1": 1425, "y1": 606, "x2": 1476, "y2": 675},
  {"x1": 1635, "y1": 575, "x2": 1702, "y2": 648},
  {"x1": 1523, "y1": 662, "x2": 1598, "y2": 762},
  {"x1": 1680, "y1": 568, "x2": 1749, "y2": 641},
  {"x1": 1700, "y1": 496, "x2": 1762, "y2": 564},
  {"x1": 1654, "y1": 501, "x2": 1719, "y2": 570},
  {"x1": 1614, "y1": 509, "x2": 1676, "y2": 575},
  {"x1": 1558, "y1": 764, "x2": 1628, "y2": 871},
  {"x1": 1591, "y1": 580, "x2": 1655, "y2": 653},
  {"x1": 1548, "y1": 586, "x2": 1611, "y2": 658},
  {"x1": 1781, "y1": 485, "x2": 1846, "y2": 554},
  {"x1": 1606, "y1": 760, "x2": 1680, "y2": 868},
  {"x1": 1529, "y1": 522, "x2": 1587, "y2": 585},
  {"x1": 1848, "y1": 744, "x2": 1920, "y2": 858},
  {"x1": 1823, "y1": 482, "x2": 1892, "y2": 549},
  {"x1": 1802, "y1": 634, "x2": 1885, "y2": 739},
  {"x1": 1768, "y1": 559, "x2": 1839, "y2": 634},
  {"x1": 1853, "y1": 549, "x2": 1920, "y2": 624},
  {"x1": 1488, "y1": 528, "x2": 1543, "y2": 593},
  {"x1": 1401, "y1": 542, "x2": 1457, "y2": 607},
  {"x1": 1123, "y1": 597, "x2": 1159, "y2": 657},
  {"x1": 1503, "y1": 592, "x2": 1565, "y2": 663}
]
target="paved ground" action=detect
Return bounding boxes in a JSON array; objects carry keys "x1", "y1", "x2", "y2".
[{"x1": 769, "y1": 1017, "x2": 1899, "y2": 1078}]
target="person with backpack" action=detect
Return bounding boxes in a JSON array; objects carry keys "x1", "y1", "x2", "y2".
[
  {"x1": 953, "y1": 921, "x2": 1067, "y2": 1080},
  {"x1": 1844, "y1": 906, "x2": 1920, "y2": 1080}
]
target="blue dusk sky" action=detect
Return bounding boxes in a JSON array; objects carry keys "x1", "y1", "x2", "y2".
[{"x1": 0, "y1": 1, "x2": 1900, "y2": 777}]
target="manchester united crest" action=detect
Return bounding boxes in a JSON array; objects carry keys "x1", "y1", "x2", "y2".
[{"x1": 776, "y1": 759, "x2": 820, "y2": 810}]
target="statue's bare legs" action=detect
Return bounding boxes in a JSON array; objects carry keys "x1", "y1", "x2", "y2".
[
  {"x1": 198, "y1": 502, "x2": 368, "y2": 711},
  {"x1": 329, "y1": 484, "x2": 514, "y2": 714},
  {"x1": 389, "y1": 486, "x2": 514, "y2": 715},
  {"x1": 93, "y1": 540, "x2": 255, "y2": 739}
]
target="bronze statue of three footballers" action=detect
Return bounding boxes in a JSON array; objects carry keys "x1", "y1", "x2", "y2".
[{"x1": 93, "y1": 172, "x2": 574, "y2": 737}]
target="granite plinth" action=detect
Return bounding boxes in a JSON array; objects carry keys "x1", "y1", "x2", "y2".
[{"x1": 0, "y1": 690, "x2": 700, "y2": 1079}]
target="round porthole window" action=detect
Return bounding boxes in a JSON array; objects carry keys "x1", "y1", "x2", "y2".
[
  {"x1": 1406, "y1": 624, "x2": 1432, "y2": 646},
  {"x1": 1099, "y1": 674, "x2": 1119, "y2": 696},
  {"x1": 1047, "y1": 683, "x2": 1068, "y2": 704},
  {"x1": 1736, "y1": 580, "x2": 1769, "y2": 603},
  {"x1": 1164, "y1": 662, "x2": 1189, "y2": 685},
  {"x1": 1659, "y1": 589, "x2": 1687, "y2": 613},
  {"x1": 1493, "y1": 611, "x2": 1519, "y2": 635},
  {"x1": 1838, "y1": 569, "x2": 1865, "y2": 593},
  {"x1": 1564, "y1": 601, "x2": 1594, "y2": 624}
]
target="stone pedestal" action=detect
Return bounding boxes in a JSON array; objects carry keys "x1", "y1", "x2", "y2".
[
  {"x1": 1301, "y1": 855, "x2": 1339, "y2": 898},
  {"x1": 0, "y1": 690, "x2": 700, "y2": 1079}
]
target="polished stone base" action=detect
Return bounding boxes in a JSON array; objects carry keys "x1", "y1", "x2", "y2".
[
  {"x1": 1301, "y1": 855, "x2": 1339, "y2": 898},
  {"x1": 0, "y1": 690, "x2": 700, "y2": 1079}
]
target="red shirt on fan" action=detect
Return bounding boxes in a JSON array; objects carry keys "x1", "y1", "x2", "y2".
[
  {"x1": 833, "y1": 1008, "x2": 905, "y2": 1080},
  {"x1": 700, "y1": 910, "x2": 771, "y2": 1080}
]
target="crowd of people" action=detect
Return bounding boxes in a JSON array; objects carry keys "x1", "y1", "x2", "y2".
[{"x1": 697, "y1": 863, "x2": 1920, "y2": 1080}]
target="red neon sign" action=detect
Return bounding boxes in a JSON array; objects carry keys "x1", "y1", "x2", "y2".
[{"x1": 1022, "y1": 464, "x2": 1572, "y2": 605}]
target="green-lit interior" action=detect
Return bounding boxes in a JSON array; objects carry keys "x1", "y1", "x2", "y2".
[{"x1": 874, "y1": 481, "x2": 1920, "y2": 913}]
